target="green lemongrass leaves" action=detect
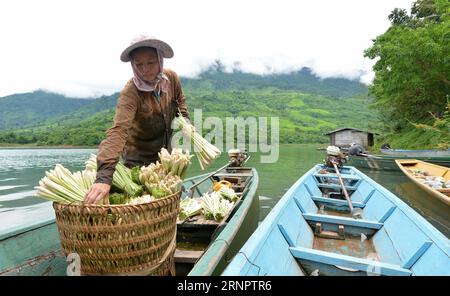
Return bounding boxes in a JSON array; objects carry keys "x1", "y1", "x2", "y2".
[{"x1": 113, "y1": 162, "x2": 143, "y2": 197}]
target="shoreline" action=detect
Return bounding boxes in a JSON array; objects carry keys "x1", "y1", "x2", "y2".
[{"x1": 0, "y1": 143, "x2": 325, "y2": 150}]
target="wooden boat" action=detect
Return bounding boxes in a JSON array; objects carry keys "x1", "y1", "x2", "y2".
[
  {"x1": 223, "y1": 164, "x2": 450, "y2": 276},
  {"x1": 380, "y1": 148, "x2": 450, "y2": 158},
  {"x1": 347, "y1": 154, "x2": 450, "y2": 171},
  {"x1": 0, "y1": 164, "x2": 259, "y2": 276},
  {"x1": 395, "y1": 159, "x2": 450, "y2": 206},
  {"x1": 176, "y1": 165, "x2": 259, "y2": 275}
]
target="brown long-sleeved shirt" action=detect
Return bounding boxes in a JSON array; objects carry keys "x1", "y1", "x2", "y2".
[{"x1": 95, "y1": 69, "x2": 189, "y2": 185}]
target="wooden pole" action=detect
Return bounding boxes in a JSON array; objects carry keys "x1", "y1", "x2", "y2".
[{"x1": 332, "y1": 162, "x2": 354, "y2": 213}]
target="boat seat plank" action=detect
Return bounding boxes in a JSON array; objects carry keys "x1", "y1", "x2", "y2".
[
  {"x1": 289, "y1": 246, "x2": 412, "y2": 276},
  {"x1": 317, "y1": 183, "x2": 357, "y2": 191},
  {"x1": 214, "y1": 173, "x2": 253, "y2": 177},
  {"x1": 174, "y1": 249, "x2": 204, "y2": 264},
  {"x1": 311, "y1": 196, "x2": 365, "y2": 208},
  {"x1": 302, "y1": 213, "x2": 383, "y2": 229},
  {"x1": 314, "y1": 173, "x2": 361, "y2": 181}
]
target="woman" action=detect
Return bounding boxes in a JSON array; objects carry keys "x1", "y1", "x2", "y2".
[{"x1": 84, "y1": 35, "x2": 189, "y2": 204}]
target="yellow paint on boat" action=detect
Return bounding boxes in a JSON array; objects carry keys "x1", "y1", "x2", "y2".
[{"x1": 395, "y1": 159, "x2": 450, "y2": 206}]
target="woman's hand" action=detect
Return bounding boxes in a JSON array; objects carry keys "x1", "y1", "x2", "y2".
[{"x1": 84, "y1": 183, "x2": 111, "y2": 204}]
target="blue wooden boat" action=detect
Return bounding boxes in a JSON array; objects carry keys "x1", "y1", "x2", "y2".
[{"x1": 223, "y1": 165, "x2": 450, "y2": 276}]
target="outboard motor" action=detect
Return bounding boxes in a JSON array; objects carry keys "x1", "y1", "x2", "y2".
[
  {"x1": 324, "y1": 146, "x2": 362, "y2": 218},
  {"x1": 228, "y1": 149, "x2": 249, "y2": 167},
  {"x1": 324, "y1": 146, "x2": 347, "y2": 168}
]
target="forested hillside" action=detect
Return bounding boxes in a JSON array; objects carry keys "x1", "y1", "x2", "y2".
[
  {"x1": 365, "y1": 0, "x2": 449, "y2": 149},
  {"x1": 0, "y1": 68, "x2": 376, "y2": 146}
]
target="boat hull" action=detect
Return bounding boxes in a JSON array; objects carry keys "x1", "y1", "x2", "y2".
[
  {"x1": 395, "y1": 159, "x2": 450, "y2": 206},
  {"x1": 223, "y1": 165, "x2": 450, "y2": 276},
  {"x1": 380, "y1": 148, "x2": 450, "y2": 158}
]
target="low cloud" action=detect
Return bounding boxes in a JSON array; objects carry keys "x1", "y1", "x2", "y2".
[{"x1": 0, "y1": 0, "x2": 414, "y2": 98}]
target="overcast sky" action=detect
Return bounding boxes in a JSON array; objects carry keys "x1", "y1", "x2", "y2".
[{"x1": 0, "y1": 0, "x2": 414, "y2": 98}]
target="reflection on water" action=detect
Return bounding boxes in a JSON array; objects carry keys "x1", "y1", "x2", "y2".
[
  {"x1": 0, "y1": 148, "x2": 97, "y2": 235},
  {"x1": 0, "y1": 185, "x2": 27, "y2": 191},
  {"x1": 0, "y1": 146, "x2": 448, "y2": 238}
]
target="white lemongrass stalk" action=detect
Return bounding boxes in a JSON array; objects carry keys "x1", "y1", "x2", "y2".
[
  {"x1": 41, "y1": 176, "x2": 79, "y2": 199},
  {"x1": 157, "y1": 148, "x2": 193, "y2": 179},
  {"x1": 35, "y1": 164, "x2": 96, "y2": 204},
  {"x1": 179, "y1": 197, "x2": 203, "y2": 220},
  {"x1": 35, "y1": 186, "x2": 68, "y2": 202},
  {"x1": 200, "y1": 192, "x2": 233, "y2": 221},
  {"x1": 85, "y1": 154, "x2": 97, "y2": 171},
  {"x1": 54, "y1": 165, "x2": 85, "y2": 196},
  {"x1": 176, "y1": 112, "x2": 220, "y2": 170}
]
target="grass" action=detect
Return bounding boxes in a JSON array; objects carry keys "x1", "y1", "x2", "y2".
[{"x1": 373, "y1": 124, "x2": 446, "y2": 151}]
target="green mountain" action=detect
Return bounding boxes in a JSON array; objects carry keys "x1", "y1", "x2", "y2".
[
  {"x1": 0, "y1": 68, "x2": 377, "y2": 145},
  {"x1": 0, "y1": 91, "x2": 89, "y2": 129},
  {"x1": 183, "y1": 66, "x2": 368, "y2": 98},
  {"x1": 0, "y1": 90, "x2": 119, "y2": 130}
]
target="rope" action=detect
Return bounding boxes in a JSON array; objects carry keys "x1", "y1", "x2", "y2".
[
  {"x1": 236, "y1": 251, "x2": 266, "y2": 276},
  {"x1": 210, "y1": 238, "x2": 266, "y2": 276}
]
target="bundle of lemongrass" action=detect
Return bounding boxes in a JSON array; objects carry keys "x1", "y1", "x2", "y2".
[
  {"x1": 159, "y1": 148, "x2": 193, "y2": 179},
  {"x1": 200, "y1": 192, "x2": 234, "y2": 221},
  {"x1": 36, "y1": 148, "x2": 192, "y2": 205},
  {"x1": 85, "y1": 154, "x2": 143, "y2": 197},
  {"x1": 217, "y1": 187, "x2": 239, "y2": 202},
  {"x1": 178, "y1": 186, "x2": 238, "y2": 221},
  {"x1": 139, "y1": 161, "x2": 182, "y2": 199},
  {"x1": 178, "y1": 197, "x2": 202, "y2": 221},
  {"x1": 34, "y1": 164, "x2": 96, "y2": 204},
  {"x1": 176, "y1": 112, "x2": 221, "y2": 170}
]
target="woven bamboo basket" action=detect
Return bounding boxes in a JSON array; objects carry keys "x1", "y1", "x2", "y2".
[{"x1": 53, "y1": 191, "x2": 181, "y2": 276}]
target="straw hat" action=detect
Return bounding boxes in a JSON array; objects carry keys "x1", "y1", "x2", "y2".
[{"x1": 120, "y1": 34, "x2": 174, "y2": 62}]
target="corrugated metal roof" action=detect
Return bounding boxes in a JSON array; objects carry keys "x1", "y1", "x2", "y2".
[{"x1": 324, "y1": 127, "x2": 379, "y2": 135}]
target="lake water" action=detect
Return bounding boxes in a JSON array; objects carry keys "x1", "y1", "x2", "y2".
[{"x1": 0, "y1": 145, "x2": 449, "y2": 238}]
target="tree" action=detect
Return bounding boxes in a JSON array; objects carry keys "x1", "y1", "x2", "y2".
[
  {"x1": 412, "y1": 0, "x2": 440, "y2": 20},
  {"x1": 364, "y1": 0, "x2": 450, "y2": 131},
  {"x1": 388, "y1": 8, "x2": 410, "y2": 25},
  {"x1": 414, "y1": 98, "x2": 450, "y2": 149}
]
